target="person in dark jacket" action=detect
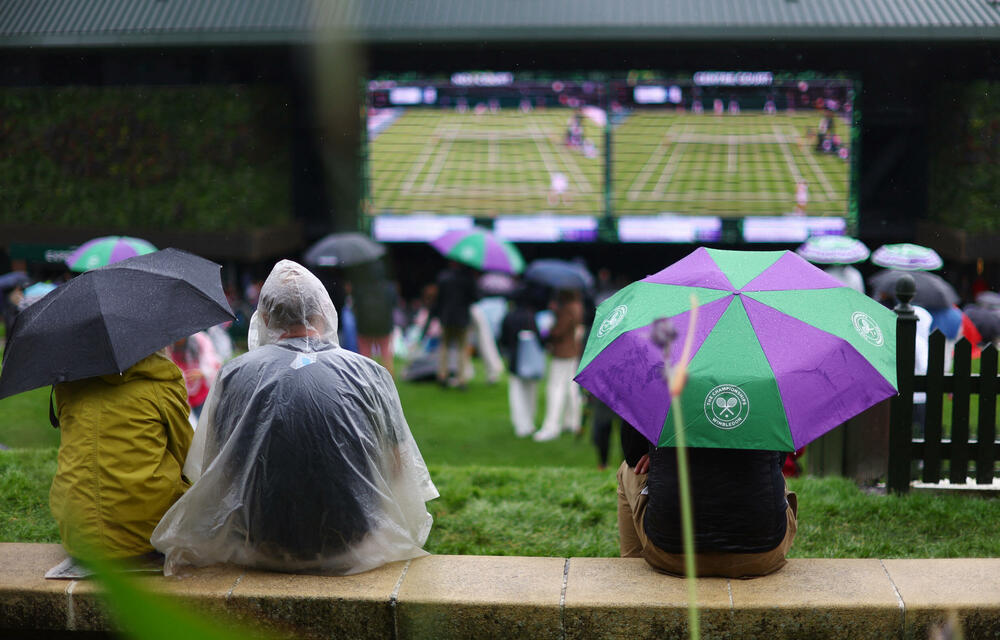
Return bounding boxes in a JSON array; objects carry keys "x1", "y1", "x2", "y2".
[
  {"x1": 426, "y1": 261, "x2": 478, "y2": 388},
  {"x1": 352, "y1": 261, "x2": 398, "y2": 378},
  {"x1": 499, "y1": 287, "x2": 545, "y2": 437},
  {"x1": 617, "y1": 424, "x2": 797, "y2": 578}
]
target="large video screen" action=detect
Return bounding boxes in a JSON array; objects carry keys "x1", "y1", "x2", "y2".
[
  {"x1": 367, "y1": 73, "x2": 605, "y2": 218},
  {"x1": 612, "y1": 72, "x2": 855, "y2": 218},
  {"x1": 364, "y1": 71, "x2": 857, "y2": 240}
]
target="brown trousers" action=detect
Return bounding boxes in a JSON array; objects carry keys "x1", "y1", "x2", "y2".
[{"x1": 616, "y1": 460, "x2": 797, "y2": 578}]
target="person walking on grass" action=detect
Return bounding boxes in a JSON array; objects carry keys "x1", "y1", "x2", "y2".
[
  {"x1": 353, "y1": 261, "x2": 399, "y2": 379},
  {"x1": 500, "y1": 286, "x2": 546, "y2": 437},
  {"x1": 424, "y1": 261, "x2": 478, "y2": 389},
  {"x1": 534, "y1": 288, "x2": 584, "y2": 441}
]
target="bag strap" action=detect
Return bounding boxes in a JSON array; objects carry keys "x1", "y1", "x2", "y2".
[{"x1": 49, "y1": 387, "x2": 60, "y2": 429}]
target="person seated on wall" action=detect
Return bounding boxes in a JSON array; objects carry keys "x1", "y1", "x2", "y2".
[
  {"x1": 50, "y1": 350, "x2": 192, "y2": 562},
  {"x1": 617, "y1": 423, "x2": 796, "y2": 578},
  {"x1": 152, "y1": 260, "x2": 438, "y2": 576}
]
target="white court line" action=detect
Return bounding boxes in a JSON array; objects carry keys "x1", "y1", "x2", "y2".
[
  {"x1": 526, "y1": 121, "x2": 593, "y2": 194},
  {"x1": 783, "y1": 125, "x2": 837, "y2": 199},
  {"x1": 728, "y1": 134, "x2": 737, "y2": 173},
  {"x1": 627, "y1": 190, "x2": 831, "y2": 202},
  {"x1": 626, "y1": 126, "x2": 677, "y2": 201},
  {"x1": 771, "y1": 123, "x2": 804, "y2": 183},
  {"x1": 549, "y1": 137, "x2": 594, "y2": 193},
  {"x1": 651, "y1": 130, "x2": 690, "y2": 197},
  {"x1": 399, "y1": 120, "x2": 448, "y2": 195},
  {"x1": 401, "y1": 186, "x2": 553, "y2": 196},
  {"x1": 417, "y1": 130, "x2": 457, "y2": 193}
]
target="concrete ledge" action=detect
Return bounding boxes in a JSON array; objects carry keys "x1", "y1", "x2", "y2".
[{"x1": 2, "y1": 544, "x2": 1000, "y2": 639}]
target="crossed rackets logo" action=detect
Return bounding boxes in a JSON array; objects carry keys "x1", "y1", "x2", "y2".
[
  {"x1": 704, "y1": 384, "x2": 750, "y2": 430},
  {"x1": 851, "y1": 311, "x2": 884, "y2": 347},
  {"x1": 597, "y1": 304, "x2": 628, "y2": 338}
]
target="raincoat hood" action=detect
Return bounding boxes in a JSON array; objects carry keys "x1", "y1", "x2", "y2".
[{"x1": 248, "y1": 260, "x2": 339, "y2": 350}]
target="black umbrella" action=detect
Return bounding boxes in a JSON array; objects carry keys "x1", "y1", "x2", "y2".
[
  {"x1": 976, "y1": 291, "x2": 1000, "y2": 310},
  {"x1": 0, "y1": 271, "x2": 30, "y2": 291},
  {"x1": 523, "y1": 259, "x2": 594, "y2": 291},
  {"x1": 868, "y1": 269, "x2": 959, "y2": 310},
  {"x1": 303, "y1": 233, "x2": 386, "y2": 268},
  {"x1": 964, "y1": 305, "x2": 1000, "y2": 342},
  {"x1": 0, "y1": 249, "x2": 234, "y2": 400}
]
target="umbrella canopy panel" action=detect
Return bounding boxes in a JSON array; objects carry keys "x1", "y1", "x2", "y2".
[
  {"x1": 66, "y1": 236, "x2": 157, "y2": 272},
  {"x1": 575, "y1": 248, "x2": 898, "y2": 452},
  {"x1": 871, "y1": 243, "x2": 943, "y2": 271},
  {"x1": 796, "y1": 236, "x2": 870, "y2": 265},
  {"x1": 0, "y1": 272, "x2": 30, "y2": 291},
  {"x1": 303, "y1": 232, "x2": 386, "y2": 267},
  {"x1": 431, "y1": 228, "x2": 524, "y2": 275},
  {"x1": 868, "y1": 269, "x2": 959, "y2": 310},
  {"x1": 0, "y1": 249, "x2": 233, "y2": 399},
  {"x1": 523, "y1": 259, "x2": 594, "y2": 291}
]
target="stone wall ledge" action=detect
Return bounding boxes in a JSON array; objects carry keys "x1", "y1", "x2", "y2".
[{"x1": 2, "y1": 543, "x2": 999, "y2": 639}]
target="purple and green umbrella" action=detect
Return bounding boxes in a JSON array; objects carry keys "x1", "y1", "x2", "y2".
[
  {"x1": 796, "y1": 236, "x2": 869, "y2": 265},
  {"x1": 574, "y1": 248, "x2": 898, "y2": 451},
  {"x1": 871, "y1": 243, "x2": 943, "y2": 271},
  {"x1": 66, "y1": 236, "x2": 157, "y2": 272},
  {"x1": 430, "y1": 228, "x2": 524, "y2": 275}
]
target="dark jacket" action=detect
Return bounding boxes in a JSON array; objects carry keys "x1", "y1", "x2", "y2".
[
  {"x1": 499, "y1": 304, "x2": 540, "y2": 375},
  {"x1": 640, "y1": 432, "x2": 788, "y2": 554},
  {"x1": 433, "y1": 266, "x2": 478, "y2": 329},
  {"x1": 547, "y1": 298, "x2": 583, "y2": 359},
  {"x1": 353, "y1": 280, "x2": 397, "y2": 337}
]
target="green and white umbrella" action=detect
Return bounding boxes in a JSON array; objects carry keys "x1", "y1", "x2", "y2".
[
  {"x1": 66, "y1": 236, "x2": 157, "y2": 272},
  {"x1": 430, "y1": 228, "x2": 524, "y2": 275},
  {"x1": 871, "y1": 243, "x2": 943, "y2": 271},
  {"x1": 575, "y1": 248, "x2": 898, "y2": 451}
]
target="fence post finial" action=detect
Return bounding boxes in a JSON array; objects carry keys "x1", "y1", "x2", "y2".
[
  {"x1": 893, "y1": 274, "x2": 917, "y2": 317},
  {"x1": 888, "y1": 273, "x2": 918, "y2": 494}
]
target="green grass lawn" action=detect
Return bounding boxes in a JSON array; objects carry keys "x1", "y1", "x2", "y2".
[{"x1": 3, "y1": 358, "x2": 1000, "y2": 559}]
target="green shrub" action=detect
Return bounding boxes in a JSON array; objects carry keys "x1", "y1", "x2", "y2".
[{"x1": 0, "y1": 86, "x2": 291, "y2": 231}]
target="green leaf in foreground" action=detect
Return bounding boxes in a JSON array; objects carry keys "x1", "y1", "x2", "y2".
[{"x1": 81, "y1": 552, "x2": 275, "y2": 640}]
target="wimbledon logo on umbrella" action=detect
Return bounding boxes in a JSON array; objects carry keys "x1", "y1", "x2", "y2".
[
  {"x1": 597, "y1": 305, "x2": 628, "y2": 338},
  {"x1": 704, "y1": 384, "x2": 750, "y2": 430},
  {"x1": 851, "y1": 311, "x2": 884, "y2": 347}
]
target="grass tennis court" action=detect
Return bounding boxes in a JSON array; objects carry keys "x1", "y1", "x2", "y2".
[
  {"x1": 615, "y1": 111, "x2": 851, "y2": 216},
  {"x1": 368, "y1": 108, "x2": 851, "y2": 218},
  {"x1": 370, "y1": 109, "x2": 604, "y2": 216}
]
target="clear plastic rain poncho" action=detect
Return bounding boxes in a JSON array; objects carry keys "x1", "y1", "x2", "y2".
[{"x1": 152, "y1": 260, "x2": 438, "y2": 576}]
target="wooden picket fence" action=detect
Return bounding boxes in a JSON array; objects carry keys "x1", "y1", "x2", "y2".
[{"x1": 888, "y1": 303, "x2": 1000, "y2": 493}]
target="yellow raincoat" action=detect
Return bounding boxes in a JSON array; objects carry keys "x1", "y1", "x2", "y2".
[{"x1": 49, "y1": 352, "x2": 192, "y2": 559}]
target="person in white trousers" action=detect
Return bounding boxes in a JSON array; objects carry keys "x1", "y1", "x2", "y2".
[
  {"x1": 534, "y1": 289, "x2": 584, "y2": 442},
  {"x1": 499, "y1": 294, "x2": 545, "y2": 437},
  {"x1": 470, "y1": 301, "x2": 505, "y2": 384}
]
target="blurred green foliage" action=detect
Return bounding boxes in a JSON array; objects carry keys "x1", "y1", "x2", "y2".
[
  {"x1": 0, "y1": 86, "x2": 291, "y2": 231},
  {"x1": 928, "y1": 81, "x2": 1000, "y2": 233}
]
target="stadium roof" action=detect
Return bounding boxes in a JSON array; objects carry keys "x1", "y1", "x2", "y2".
[{"x1": 3, "y1": 0, "x2": 1000, "y2": 48}]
